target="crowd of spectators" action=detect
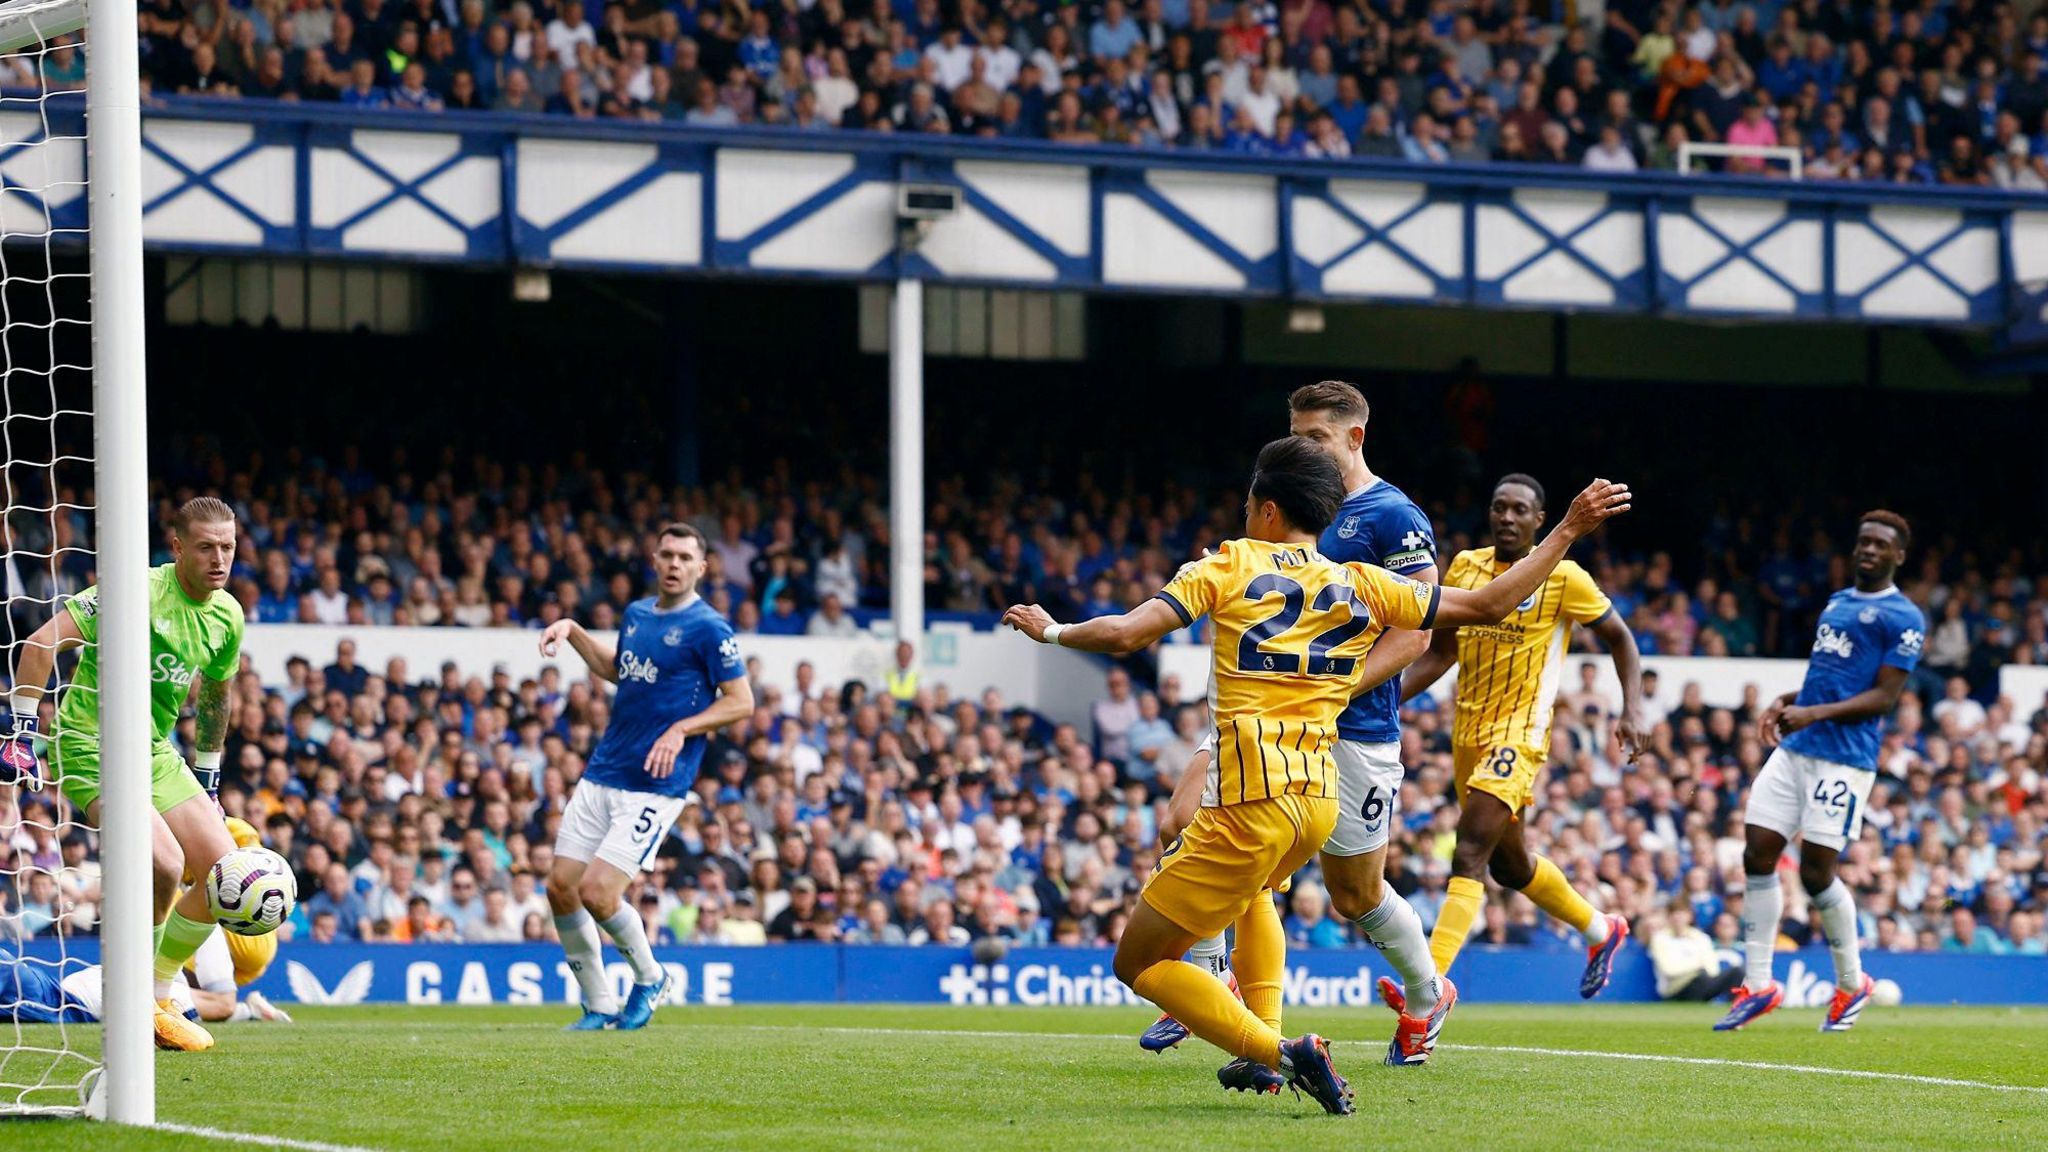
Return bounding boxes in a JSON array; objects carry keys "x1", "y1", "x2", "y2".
[
  {"x1": 99, "y1": 443, "x2": 2048, "y2": 689},
  {"x1": 8, "y1": 628, "x2": 2046, "y2": 964},
  {"x1": 3, "y1": 425, "x2": 2046, "y2": 960},
  {"x1": 18, "y1": 1, "x2": 2045, "y2": 187}
]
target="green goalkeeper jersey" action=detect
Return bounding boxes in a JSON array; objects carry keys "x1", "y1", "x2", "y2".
[{"x1": 57, "y1": 564, "x2": 244, "y2": 743}]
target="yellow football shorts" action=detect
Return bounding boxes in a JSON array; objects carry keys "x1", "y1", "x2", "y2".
[
  {"x1": 1142, "y1": 793, "x2": 1337, "y2": 939},
  {"x1": 1453, "y1": 741, "x2": 1548, "y2": 815}
]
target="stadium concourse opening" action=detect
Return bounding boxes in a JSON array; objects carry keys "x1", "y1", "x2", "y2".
[{"x1": 135, "y1": 261, "x2": 2047, "y2": 575}]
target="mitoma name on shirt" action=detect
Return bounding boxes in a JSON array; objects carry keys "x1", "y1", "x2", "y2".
[
  {"x1": 1812, "y1": 623, "x2": 1857, "y2": 659},
  {"x1": 617, "y1": 651, "x2": 662, "y2": 684}
]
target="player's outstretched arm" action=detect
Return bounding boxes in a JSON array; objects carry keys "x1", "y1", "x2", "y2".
[
  {"x1": 538, "y1": 619, "x2": 619, "y2": 684},
  {"x1": 1399, "y1": 626, "x2": 1461, "y2": 703},
  {"x1": 5, "y1": 609, "x2": 85, "y2": 785},
  {"x1": 1002, "y1": 599, "x2": 1184, "y2": 657},
  {"x1": 1350, "y1": 564, "x2": 1439, "y2": 699},
  {"x1": 1589, "y1": 611, "x2": 1646, "y2": 762},
  {"x1": 11, "y1": 608, "x2": 84, "y2": 712},
  {"x1": 1432, "y1": 479, "x2": 1631, "y2": 628}
]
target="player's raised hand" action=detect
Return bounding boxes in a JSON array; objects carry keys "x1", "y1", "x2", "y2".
[
  {"x1": 644, "y1": 722, "x2": 688, "y2": 779},
  {"x1": 538, "y1": 619, "x2": 575, "y2": 658},
  {"x1": 1557, "y1": 479, "x2": 1632, "y2": 540},
  {"x1": 1002, "y1": 604, "x2": 1055, "y2": 642}
]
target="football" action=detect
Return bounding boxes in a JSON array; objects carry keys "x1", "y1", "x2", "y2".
[{"x1": 206, "y1": 846, "x2": 297, "y2": 938}]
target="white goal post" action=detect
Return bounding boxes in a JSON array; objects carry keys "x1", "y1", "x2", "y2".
[
  {"x1": 0, "y1": 0, "x2": 151, "y2": 1126},
  {"x1": 84, "y1": 0, "x2": 156, "y2": 1126}
]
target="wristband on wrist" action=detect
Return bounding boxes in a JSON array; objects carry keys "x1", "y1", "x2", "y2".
[
  {"x1": 9, "y1": 689, "x2": 38, "y2": 720},
  {"x1": 194, "y1": 750, "x2": 223, "y2": 795},
  {"x1": 1042, "y1": 623, "x2": 1067, "y2": 647}
]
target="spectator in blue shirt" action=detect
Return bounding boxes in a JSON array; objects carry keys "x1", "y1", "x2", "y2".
[
  {"x1": 758, "y1": 589, "x2": 808, "y2": 635},
  {"x1": 340, "y1": 59, "x2": 391, "y2": 108},
  {"x1": 1123, "y1": 692, "x2": 1176, "y2": 788},
  {"x1": 1283, "y1": 882, "x2": 1352, "y2": 948},
  {"x1": 1327, "y1": 73, "x2": 1368, "y2": 144},
  {"x1": 1090, "y1": 0, "x2": 1142, "y2": 63},
  {"x1": 1756, "y1": 37, "x2": 1806, "y2": 103},
  {"x1": 738, "y1": 10, "x2": 779, "y2": 83},
  {"x1": 304, "y1": 862, "x2": 371, "y2": 941}
]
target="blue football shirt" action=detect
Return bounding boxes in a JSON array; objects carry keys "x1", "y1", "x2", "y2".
[
  {"x1": 1318, "y1": 478, "x2": 1437, "y2": 745},
  {"x1": 1781, "y1": 586, "x2": 1925, "y2": 771},
  {"x1": 583, "y1": 596, "x2": 746, "y2": 798}
]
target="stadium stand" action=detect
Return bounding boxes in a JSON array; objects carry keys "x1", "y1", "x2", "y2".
[
  {"x1": 94, "y1": 0, "x2": 2048, "y2": 186},
  {"x1": 129, "y1": 434, "x2": 2046, "y2": 677},
  {"x1": 6, "y1": 488, "x2": 2044, "y2": 964}
]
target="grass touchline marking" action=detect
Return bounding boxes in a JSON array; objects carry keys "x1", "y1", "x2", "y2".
[
  {"x1": 152, "y1": 1121, "x2": 391, "y2": 1152},
  {"x1": 257, "y1": 1018, "x2": 2048, "y2": 1097},
  {"x1": 1449, "y1": 1043, "x2": 2048, "y2": 1096}
]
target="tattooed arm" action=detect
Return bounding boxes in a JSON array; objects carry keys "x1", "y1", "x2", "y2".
[{"x1": 193, "y1": 674, "x2": 233, "y2": 796}]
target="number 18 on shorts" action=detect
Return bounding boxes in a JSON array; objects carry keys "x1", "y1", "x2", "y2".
[
  {"x1": 1745, "y1": 747, "x2": 1877, "y2": 852},
  {"x1": 556, "y1": 781, "x2": 686, "y2": 873}
]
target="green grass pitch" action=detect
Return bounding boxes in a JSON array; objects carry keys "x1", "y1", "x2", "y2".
[{"x1": 4, "y1": 1003, "x2": 2045, "y2": 1150}]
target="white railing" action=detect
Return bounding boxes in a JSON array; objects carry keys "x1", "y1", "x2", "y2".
[{"x1": 1678, "y1": 142, "x2": 1804, "y2": 180}]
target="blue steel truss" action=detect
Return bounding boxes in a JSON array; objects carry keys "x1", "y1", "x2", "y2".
[{"x1": 14, "y1": 94, "x2": 2048, "y2": 341}]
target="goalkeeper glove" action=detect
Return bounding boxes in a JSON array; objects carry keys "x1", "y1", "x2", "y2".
[{"x1": 1, "y1": 712, "x2": 42, "y2": 791}]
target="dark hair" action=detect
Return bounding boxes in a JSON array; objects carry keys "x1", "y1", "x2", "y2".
[
  {"x1": 1495, "y1": 472, "x2": 1546, "y2": 509},
  {"x1": 171, "y1": 496, "x2": 235, "y2": 535},
  {"x1": 1287, "y1": 379, "x2": 1370, "y2": 426},
  {"x1": 1859, "y1": 509, "x2": 1912, "y2": 551},
  {"x1": 1250, "y1": 437, "x2": 1345, "y2": 534},
  {"x1": 659, "y1": 522, "x2": 707, "y2": 552}
]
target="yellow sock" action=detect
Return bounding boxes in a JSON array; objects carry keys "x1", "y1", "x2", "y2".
[
  {"x1": 1232, "y1": 890, "x2": 1285, "y2": 1031},
  {"x1": 1133, "y1": 961, "x2": 1282, "y2": 1069},
  {"x1": 1518, "y1": 854, "x2": 1599, "y2": 935},
  {"x1": 1429, "y1": 876, "x2": 1486, "y2": 976}
]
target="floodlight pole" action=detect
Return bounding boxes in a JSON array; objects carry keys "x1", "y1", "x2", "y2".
[{"x1": 888, "y1": 275, "x2": 924, "y2": 649}]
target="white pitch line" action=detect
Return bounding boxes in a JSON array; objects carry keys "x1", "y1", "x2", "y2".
[
  {"x1": 153, "y1": 1121, "x2": 390, "y2": 1152},
  {"x1": 1449, "y1": 1044, "x2": 2048, "y2": 1096},
  {"x1": 686, "y1": 1023, "x2": 2048, "y2": 1096}
]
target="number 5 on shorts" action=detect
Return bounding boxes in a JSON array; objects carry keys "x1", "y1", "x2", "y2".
[{"x1": 630, "y1": 806, "x2": 665, "y2": 868}]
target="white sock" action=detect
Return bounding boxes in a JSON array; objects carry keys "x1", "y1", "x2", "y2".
[
  {"x1": 598, "y1": 905, "x2": 664, "y2": 985},
  {"x1": 1356, "y1": 889, "x2": 1438, "y2": 1016},
  {"x1": 1812, "y1": 879, "x2": 1863, "y2": 992},
  {"x1": 1582, "y1": 910, "x2": 1611, "y2": 946},
  {"x1": 1187, "y1": 933, "x2": 1230, "y2": 977},
  {"x1": 556, "y1": 909, "x2": 618, "y2": 1013},
  {"x1": 154, "y1": 978, "x2": 172, "y2": 1001},
  {"x1": 1742, "y1": 874, "x2": 1781, "y2": 989}
]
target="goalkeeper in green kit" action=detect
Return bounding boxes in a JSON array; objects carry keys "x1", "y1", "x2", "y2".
[{"x1": 5, "y1": 497, "x2": 244, "y2": 1052}]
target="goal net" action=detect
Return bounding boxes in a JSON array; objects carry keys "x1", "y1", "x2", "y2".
[{"x1": 0, "y1": 0, "x2": 151, "y2": 1122}]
